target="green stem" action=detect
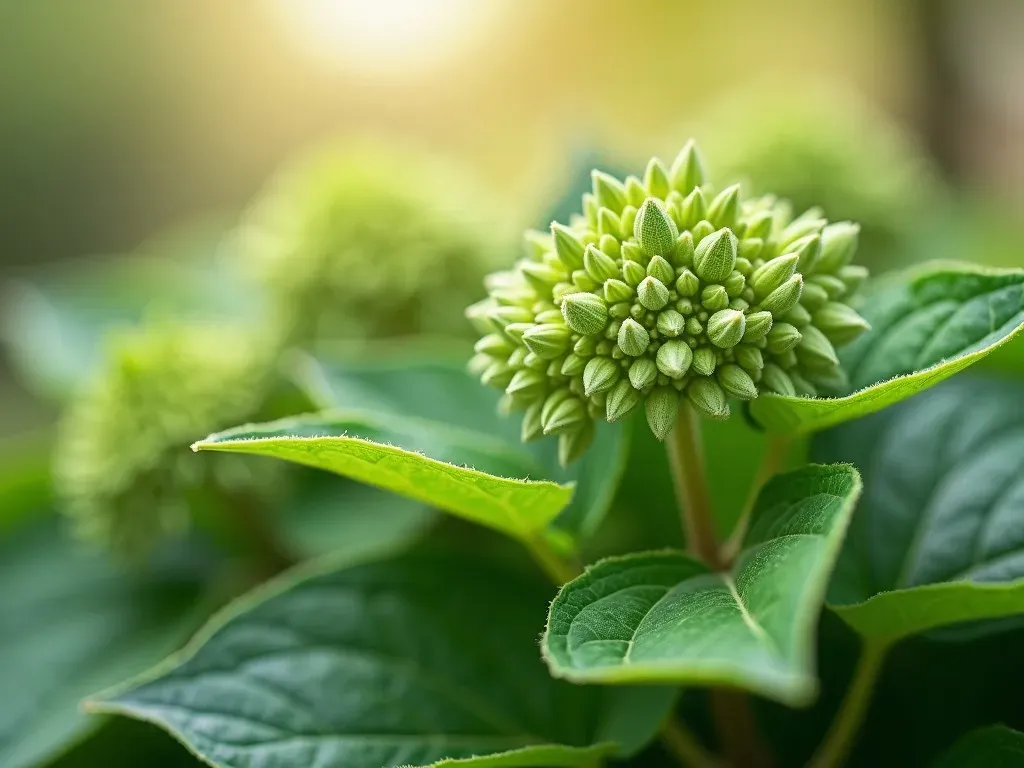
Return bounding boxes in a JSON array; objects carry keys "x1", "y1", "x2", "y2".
[
  {"x1": 808, "y1": 641, "x2": 889, "y2": 768},
  {"x1": 666, "y1": 404, "x2": 723, "y2": 568},
  {"x1": 720, "y1": 435, "x2": 792, "y2": 565},
  {"x1": 522, "y1": 532, "x2": 579, "y2": 585},
  {"x1": 661, "y1": 714, "x2": 722, "y2": 768}
]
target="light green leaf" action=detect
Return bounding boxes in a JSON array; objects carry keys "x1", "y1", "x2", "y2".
[
  {"x1": 194, "y1": 408, "x2": 571, "y2": 542},
  {"x1": 91, "y1": 553, "x2": 675, "y2": 768},
  {"x1": 0, "y1": 517, "x2": 210, "y2": 768},
  {"x1": 933, "y1": 725, "x2": 1024, "y2": 768},
  {"x1": 288, "y1": 352, "x2": 630, "y2": 540},
  {"x1": 749, "y1": 263, "x2": 1024, "y2": 435},
  {"x1": 543, "y1": 464, "x2": 861, "y2": 706},
  {"x1": 816, "y1": 377, "x2": 1024, "y2": 644}
]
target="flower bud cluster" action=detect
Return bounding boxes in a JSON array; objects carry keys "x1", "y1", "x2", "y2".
[
  {"x1": 235, "y1": 141, "x2": 500, "y2": 343},
  {"x1": 54, "y1": 323, "x2": 275, "y2": 556},
  {"x1": 467, "y1": 141, "x2": 870, "y2": 462}
]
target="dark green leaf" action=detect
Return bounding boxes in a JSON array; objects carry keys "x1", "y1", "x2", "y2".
[
  {"x1": 933, "y1": 725, "x2": 1024, "y2": 768},
  {"x1": 0, "y1": 517, "x2": 211, "y2": 768},
  {"x1": 750, "y1": 263, "x2": 1024, "y2": 434},
  {"x1": 92, "y1": 553, "x2": 675, "y2": 768},
  {"x1": 816, "y1": 376, "x2": 1024, "y2": 643},
  {"x1": 543, "y1": 464, "x2": 861, "y2": 705}
]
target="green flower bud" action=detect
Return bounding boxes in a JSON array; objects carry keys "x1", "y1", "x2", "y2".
[
  {"x1": 780, "y1": 212, "x2": 826, "y2": 250},
  {"x1": 708, "y1": 184, "x2": 740, "y2": 230},
  {"x1": 558, "y1": 422, "x2": 594, "y2": 467},
  {"x1": 674, "y1": 231, "x2": 695, "y2": 266},
  {"x1": 560, "y1": 353, "x2": 588, "y2": 376},
  {"x1": 571, "y1": 270, "x2": 599, "y2": 292},
  {"x1": 617, "y1": 318, "x2": 650, "y2": 356},
  {"x1": 735, "y1": 345, "x2": 764, "y2": 372},
  {"x1": 482, "y1": 361, "x2": 515, "y2": 388},
  {"x1": 625, "y1": 176, "x2": 647, "y2": 208},
  {"x1": 693, "y1": 228, "x2": 737, "y2": 283},
  {"x1": 523, "y1": 229, "x2": 552, "y2": 260},
  {"x1": 644, "y1": 157, "x2": 672, "y2": 198},
  {"x1": 620, "y1": 206, "x2": 638, "y2": 237},
  {"x1": 522, "y1": 323, "x2": 570, "y2": 359},
  {"x1": 551, "y1": 222, "x2": 585, "y2": 269},
  {"x1": 744, "y1": 210, "x2": 774, "y2": 240},
  {"x1": 687, "y1": 377, "x2": 729, "y2": 420},
  {"x1": 468, "y1": 353, "x2": 492, "y2": 376},
  {"x1": 629, "y1": 357, "x2": 658, "y2": 390},
  {"x1": 809, "y1": 273, "x2": 849, "y2": 300},
  {"x1": 817, "y1": 222, "x2": 860, "y2": 273},
  {"x1": 789, "y1": 370, "x2": 818, "y2": 397},
  {"x1": 646, "y1": 387, "x2": 680, "y2": 440},
  {"x1": 723, "y1": 270, "x2": 746, "y2": 297},
  {"x1": 535, "y1": 308, "x2": 565, "y2": 325},
  {"x1": 750, "y1": 253, "x2": 799, "y2": 298},
  {"x1": 675, "y1": 268, "x2": 700, "y2": 297},
  {"x1": 657, "y1": 309, "x2": 685, "y2": 337},
  {"x1": 598, "y1": 233, "x2": 621, "y2": 257},
  {"x1": 788, "y1": 233, "x2": 822, "y2": 272},
  {"x1": 718, "y1": 364, "x2": 758, "y2": 401},
  {"x1": 592, "y1": 170, "x2": 628, "y2": 213},
  {"x1": 742, "y1": 311, "x2": 773, "y2": 341},
  {"x1": 561, "y1": 292, "x2": 609, "y2": 335},
  {"x1": 707, "y1": 309, "x2": 746, "y2": 348},
  {"x1": 670, "y1": 140, "x2": 705, "y2": 193},
  {"x1": 738, "y1": 238, "x2": 764, "y2": 261},
  {"x1": 637, "y1": 276, "x2": 671, "y2": 310},
  {"x1": 622, "y1": 260, "x2": 647, "y2": 287},
  {"x1": 813, "y1": 302, "x2": 871, "y2": 345},
  {"x1": 796, "y1": 324, "x2": 840, "y2": 369},
  {"x1": 597, "y1": 207, "x2": 623, "y2": 238},
  {"x1": 606, "y1": 379, "x2": 642, "y2": 422},
  {"x1": 691, "y1": 219, "x2": 715, "y2": 244},
  {"x1": 574, "y1": 335, "x2": 598, "y2": 357},
  {"x1": 766, "y1": 322, "x2": 803, "y2": 354},
  {"x1": 521, "y1": 401, "x2": 544, "y2": 442},
  {"x1": 475, "y1": 333, "x2": 512, "y2": 356},
  {"x1": 584, "y1": 244, "x2": 620, "y2": 283},
  {"x1": 799, "y1": 281, "x2": 830, "y2": 311},
  {"x1": 609, "y1": 302, "x2": 631, "y2": 319},
  {"x1": 758, "y1": 274, "x2": 804, "y2": 315},
  {"x1": 520, "y1": 261, "x2": 566, "y2": 293},
  {"x1": 506, "y1": 368, "x2": 547, "y2": 399},
  {"x1": 487, "y1": 304, "x2": 535, "y2": 328},
  {"x1": 604, "y1": 278, "x2": 634, "y2": 304},
  {"x1": 583, "y1": 356, "x2": 621, "y2": 396},
  {"x1": 654, "y1": 340, "x2": 692, "y2": 379},
  {"x1": 783, "y1": 302, "x2": 813, "y2": 327},
  {"x1": 839, "y1": 264, "x2": 869, "y2": 294},
  {"x1": 761, "y1": 364, "x2": 796, "y2": 397},
  {"x1": 686, "y1": 316, "x2": 704, "y2": 337},
  {"x1": 701, "y1": 284, "x2": 729, "y2": 312},
  {"x1": 692, "y1": 347, "x2": 717, "y2": 376},
  {"x1": 542, "y1": 396, "x2": 587, "y2": 435},
  {"x1": 634, "y1": 198, "x2": 679, "y2": 257},
  {"x1": 647, "y1": 255, "x2": 675, "y2": 285}
]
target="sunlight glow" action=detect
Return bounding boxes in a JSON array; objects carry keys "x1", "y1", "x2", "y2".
[{"x1": 271, "y1": 0, "x2": 493, "y2": 74}]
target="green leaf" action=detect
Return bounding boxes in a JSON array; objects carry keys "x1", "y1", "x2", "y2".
[
  {"x1": 91, "y1": 552, "x2": 675, "y2": 768},
  {"x1": 815, "y1": 376, "x2": 1024, "y2": 644},
  {"x1": 285, "y1": 352, "x2": 630, "y2": 541},
  {"x1": 0, "y1": 517, "x2": 211, "y2": 768},
  {"x1": 194, "y1": 409, "x2": 572, "y2": 542},
  {"x1": 933, "y1": 725, "x2": 1024, "y2": 768},
  {"x1": 749, "y1": 263, "x2": 1024, "y2": 434},
  {"x1": 542, "y1": 464, "x2": 861, "y2": 706},
  {"x1": 0, "y1": 220, "x2": 259, "y2": 400}
]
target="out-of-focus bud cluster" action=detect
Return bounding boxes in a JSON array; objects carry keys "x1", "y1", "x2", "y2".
[
  {"x1": 54, "y1": 323, "x2": 274, "y2": 556},
  {"x1": 233, "y1": 140, "x2": 502, "y2": 344},
  {"x1": 467, "y1": 141, "x2": 870, "y2": 463}
]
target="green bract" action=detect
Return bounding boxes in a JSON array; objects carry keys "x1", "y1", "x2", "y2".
[
  {"x1": 54, "y1": 323, "x2": 274, "y2": 555},
  {"x1": 468, "y1": 141, "x2": 870, "y2": 459},
  {"x1": 234, "y1": 140, "x2": 500, "y2": 343}
]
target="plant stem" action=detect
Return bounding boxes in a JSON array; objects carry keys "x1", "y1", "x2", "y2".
[
  {"x1": 221, "y1": 490, "x2": 295, "y2": 577},
  {"x1": 808, "y1": 641, "x2": 889, "y2": 768},
  {"x1": 666, "y1": 404, "x2": 723, "y2": 568},
  {"x1": 720, "y1": 435, "x2": 792, "y2": 565},
  {"x1": 522, "y1": 532, "x2": 579, "y2": 585},
  {"x1": 661, "y1": 714, "x2": 722, "y2": 768},
  {"x1": 710, "y1": 689, "x2": 773, "y2": 768}
]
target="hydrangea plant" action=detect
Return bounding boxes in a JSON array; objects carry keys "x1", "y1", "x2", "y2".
[
  {"x1": 467, "y1": 140, "x2": 869, "y2": 463},
  {"x1": 8, "y1": 141, "x2": 1024, "y2": 768}
]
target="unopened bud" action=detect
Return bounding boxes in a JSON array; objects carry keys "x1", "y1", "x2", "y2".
[
  {"x1": 542, "y1": 396, "x2": 587, "y2": 435},
  {"x1": 622, "y1": 260, "x2": 647, "y2": 287},
  {"x1": 561, "y1": 292, "x2": 609, "y2": 336},
  {"x1": 644, "y1": 157, "x2": 672, "y2": 198},
  {"x1": 692, "y1": 347, "x2": 717, "y2": 377},
  {"x1": 657, "y1": 309, "x2": 685, "y2": 337},
  {"x1": 687, "y1": 377, "x2": 729, "y2": 420},
  {"x1": 583, "y1": 356, "x2": 620, "y2": 397},
  {"x1": 522, "y1": 323, "x2": 570, "y2": 359},
  {"x1": 758, "y1": 274, "x2": 804, "y2": 316},
  {"x1": 693, "y1": 228, "x2": 737, "y2": 283},
  {"x1": 617, "y1": 318, "x2": 650, "y2": 357},
  {"x1": 558, "y1": 422, "x2": 594, "y2": 467},
  {"x1": 707, "y1": 184, "x2": 740, "y2": 230},
  {"x1": 637, "y1": 276, "x2": 671, "y2": 310},
  {"x1": 629, "y1": 357, "x2": 658, "y2": 390},
  {"x1": 583, "y1": 244, "x2": 619, "y2": 283},
  {"x1": 647, "y1": 255, "x2": 675, "y2": 285},
  {"x1": 817, "y1": 222, "x2": 860, "y2": 273},
  {"x1": 707, "y1": 309, "x2": 746, "y2": 348},
  {"x1": 766, "y1": 323, "x2": 803, "y2": 354},
  {"x1": 656, "y1": 340, "x2": 693, "y2": 379},
  {"x1": 505, "y1": 368, "x2": 546, "y2": 399},
  {"x1": 634, "y1": 198, "x2": 679, "y2": 257},
  {"x1": 742, "y1": 311, "x2": 773, "y2": 342},
  {"x1": 718, "y1": 364, "x2": 758, "y2": 401},
  {"x1": 606, "y1": 379, "x2": 642, "y2": 422},
  {"x1": 701, "y1": 284, "x2": 730, "y2": 312},
  {"x1": 592, "y1": 170, "x2": 628, "y2": 214},
  {"x1": 646, "y1": 387, "x2": 680, "y2": 440},
  {"x1": 551, "y1": 222, "x2": 585, "y2": 269},
  {"x1": 761, "y1": 364, "x2": 796, "y2": 397},
  {"x1": 750, "y1": 253, "x2": 799, "y2": 298},
  {"x1": 813, "y1": 302, "x2": 870, "y2": 345}
]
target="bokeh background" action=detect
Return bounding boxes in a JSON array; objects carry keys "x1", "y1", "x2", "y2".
[{"x1": 3, "y1": 0, "x2": 1024, "y2": 440}]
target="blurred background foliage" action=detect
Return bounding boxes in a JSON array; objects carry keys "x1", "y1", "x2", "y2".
[{"x1": 1, "y1": 1, "x2": 1023, "y2": 766}]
